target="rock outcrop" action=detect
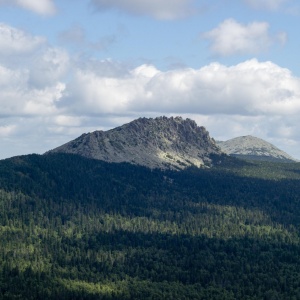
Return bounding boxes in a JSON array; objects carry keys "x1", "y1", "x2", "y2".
[{"x1": 46, "y1": 116, "x2": 223, "y2": 170}]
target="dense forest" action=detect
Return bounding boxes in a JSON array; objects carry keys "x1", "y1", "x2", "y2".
[{"x1": 1, "y1": 153, "x2": 300, "y2": 299}]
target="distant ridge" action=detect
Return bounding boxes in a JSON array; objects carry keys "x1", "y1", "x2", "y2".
[
  {"x1": 217, "y1": 135, "x2": 297, "y2": 163},
  {"x1": 46, "y1": 116, "x2": 223, "y2": 170}
]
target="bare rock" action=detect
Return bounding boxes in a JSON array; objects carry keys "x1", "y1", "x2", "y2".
[{"x1": 46, "y1": 116, "x2": 223, "y2": 170}]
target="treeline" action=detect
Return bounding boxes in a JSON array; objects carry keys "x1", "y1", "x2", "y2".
[{"x1": 0, "y1": 153, "x2": 300, "y2": 299}]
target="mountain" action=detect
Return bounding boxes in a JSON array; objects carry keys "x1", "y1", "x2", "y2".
[
  {"x1": 46, "y1": 116, "x2": 222, "y2": 169},
  {"x1": 3, "y1": 117, "x2": 300, "y2": 298},
  {"x1": 217, "y1": 135, "x2": 297, "y2": 162}
]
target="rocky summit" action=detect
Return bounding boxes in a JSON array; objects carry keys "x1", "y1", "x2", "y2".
[
  {"x1": 217, "y1": 135, "x2": 297, "y2": 163},
  {"x1": 46, "y1": 116, "x2": 222, "y2": 170}
]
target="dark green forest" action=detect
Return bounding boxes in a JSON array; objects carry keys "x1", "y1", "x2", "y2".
[{"x1": 1, "y1": 153, "x2": 300, "y2": 299}]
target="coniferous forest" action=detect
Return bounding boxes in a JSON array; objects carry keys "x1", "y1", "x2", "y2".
[{"x1": 1, "y1": 153, "x2": 300, "y2": 299}]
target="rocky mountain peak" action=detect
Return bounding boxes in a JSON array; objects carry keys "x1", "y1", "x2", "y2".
[{"x1": 46, "y1": 116, "x2": 222, "y2": 170}]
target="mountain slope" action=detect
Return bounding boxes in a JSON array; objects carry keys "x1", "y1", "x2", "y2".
[
  {"x1": 217, "y1": 135, "x2": 297, "y2": 162},
  {"x1": 1, "y1": 153, "x2": 300, "y2": 299},
  {"x1": 46, "y1": 116, "x2": 222, "y2": 169}
]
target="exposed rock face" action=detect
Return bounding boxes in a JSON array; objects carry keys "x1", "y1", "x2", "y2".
[
  {"x1": 217, "y1": 135, "x2": 297, "y2": 162},
  {"x1": 46, "y1": 116, "x2": 222, "y2": 170}
]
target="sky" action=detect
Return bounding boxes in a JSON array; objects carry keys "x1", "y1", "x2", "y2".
[{"x1": 0, "y1": 0, "x2": 300, "y2": 160}]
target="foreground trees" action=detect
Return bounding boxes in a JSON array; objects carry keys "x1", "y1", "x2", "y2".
[{"x1": 1, "y1": 153, "x2": 300, "y2": 299}]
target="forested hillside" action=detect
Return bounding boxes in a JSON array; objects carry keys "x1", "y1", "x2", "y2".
[{"x1": 1, "y1": 153, "x2": 300, "y2": 299}]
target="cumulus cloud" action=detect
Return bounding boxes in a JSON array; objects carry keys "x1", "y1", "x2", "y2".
[
  {"x1": 0, "y1": 0, "x2": 56, "y2": 15},
  {"x1": 244, "y1": 0, "x2": 288, "y2": 11},
  {"x1": 202, "y1": 19, "x2": 276, "y2": 56},
  {"x1": 0, "y1": 23, "x2": 45, "y2": 56},
  {"x1": 29, "y1": 48, "x2": 70, "y2": 88},
  {"x1": 90, "y1": 0, "x2": 196, "y2": 20},
  {"x1": 63, "y1": 64, "x2": 160, "y2": 115},
  {"x1": 0, "y1": 24, "x2": 67, "y2": 117},
  {"x1": 0, "y1": 63, "x2": 65, "y2": 116},
  {"x1": 63, "y1": 59, "x2": 300, "y2": 117}
]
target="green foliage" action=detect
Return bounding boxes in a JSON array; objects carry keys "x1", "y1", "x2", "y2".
[{"x1": 0, "y1": 153, "x2": 300, "y2": 299}]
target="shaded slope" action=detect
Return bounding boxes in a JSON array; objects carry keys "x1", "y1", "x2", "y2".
[{"x1": 1, "y1": 154, "x2": 300, "y2": 299}]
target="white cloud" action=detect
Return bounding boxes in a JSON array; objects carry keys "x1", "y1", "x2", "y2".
[
  {"x1": 0, "y1": 64, "x2": 26, "y2": 86},
  {"x1": 90, "y1": 0, "x2": 196, "y2": 20},
  {"x1": 0, "y1": 0, "x2": 56, "y2": 15},
  {"x1": 203, "y1": 19, "x2": 275, "y2": 56},
  {"x1": 0, "y1": 63, "x2": 65, "y2": 116},
  {"x1": 64, "y1": 59, "x2": 300, "y2": 117},
  {"x1": 0, "y1": 24, "x2": 67, "y2": 117},
  {"x1": 23, "y1": 83, "x2": 66, "y2": 115},
  {"x1": 29, "y1": 47, "x2": 70, "y2": 88},
  {"x1": 0, "y1": 125, "x2": 17, "y2": 137},
  {"x1": 62, "y1": 64, "x2": 160, "y2": 115},
  {"x1": 244, "y1": 0, "x2": 288, "y2": 11},
  {"x1": 0, "y1": 23, "x2": 45, "y2": 56}
]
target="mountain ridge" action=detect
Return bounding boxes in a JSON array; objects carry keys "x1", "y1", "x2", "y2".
[
  {"x1": 46, "y1": 116, "x2": 297, "y2": 168},
  {"x1": 46, "y1": 116, "x2": 222, "y2": 170}
]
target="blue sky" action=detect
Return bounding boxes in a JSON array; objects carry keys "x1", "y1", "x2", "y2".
[{"x1": 0, "y1": 0, "x2": 300, "y2": 159}]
